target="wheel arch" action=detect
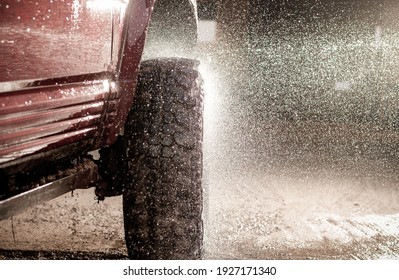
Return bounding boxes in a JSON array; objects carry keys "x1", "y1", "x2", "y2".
[{"x1": 144, "y1": 0, "x2": 198, "y2": 57}]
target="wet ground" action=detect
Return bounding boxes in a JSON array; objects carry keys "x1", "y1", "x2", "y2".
[
  {"x1": 203, "y1": 115, "x2": 399, "y2": 259},
  {"x1": 1, "y1": 117, "x2": 399, "y2": 260},
  {"x1": 206, "y1": 164, "x2": 399, "y2": 259}
]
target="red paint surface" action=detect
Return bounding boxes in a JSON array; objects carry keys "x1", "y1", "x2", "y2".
[
  {"x1": 0, "y1": 0, "x2": 153, "y2": 166},
  {"x1": 0, "y1": 0, "x2": 115, "y2": 82}
]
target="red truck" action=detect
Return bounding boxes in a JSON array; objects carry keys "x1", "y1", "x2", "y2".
[{"x1": 0, "y1": 0, "x2": 204, "y2": 259}]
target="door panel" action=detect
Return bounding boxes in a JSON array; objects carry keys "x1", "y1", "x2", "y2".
[
  {"x1": 0, "y1": 0, "x2": 129, "y2": 168},
  {"x1": 0, "y1": 0, "x2": 114, "y2": 83}
]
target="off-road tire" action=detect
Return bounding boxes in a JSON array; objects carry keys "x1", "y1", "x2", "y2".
[{"x1": 122, "y1": 58, "x2": 204, "y2": 259}]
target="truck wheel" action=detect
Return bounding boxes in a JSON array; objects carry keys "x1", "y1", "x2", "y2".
[{"x1": 122, "y1": 58, "x2": 204, "y2": 259}]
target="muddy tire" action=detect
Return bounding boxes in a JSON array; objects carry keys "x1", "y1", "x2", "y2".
[{"x1": 122, "y1": 58, "x2": 204, "y2": 259}]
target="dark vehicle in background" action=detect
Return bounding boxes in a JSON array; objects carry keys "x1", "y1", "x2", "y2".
[{"x1": 0, "y1": 0, "x2": 204, "y2": 259}]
